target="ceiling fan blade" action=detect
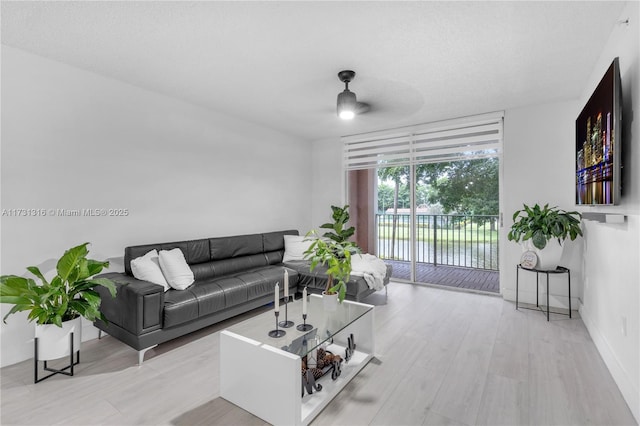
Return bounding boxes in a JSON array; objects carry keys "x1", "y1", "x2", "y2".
[{"x1": 355, "y1": 102, "x2": 371, "y2": 114}]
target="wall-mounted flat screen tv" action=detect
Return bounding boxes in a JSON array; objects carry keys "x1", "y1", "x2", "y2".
[{"x1": 576, "y1": 57, "x2": 622, "y2": 205}]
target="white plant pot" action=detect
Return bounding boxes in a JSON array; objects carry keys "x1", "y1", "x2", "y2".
[
  {"x1": 322, "y1": 291, "x2": 338, "y2": 312},
  {"x1": 523, "y1": 239, "x2": 564, "y2": 270},
  {"x1": 35, "y1": 317, "x2": 82, "y2": 361}
]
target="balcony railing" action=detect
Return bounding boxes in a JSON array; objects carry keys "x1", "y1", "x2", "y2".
[{"x1": 376, "y1": 214, "x2": 499, "y2": 271}]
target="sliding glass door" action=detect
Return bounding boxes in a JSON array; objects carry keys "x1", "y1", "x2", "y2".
[
  {"x1": 345, "y1": 113, "x2": 503, "y2": 292},
  {"x1": 358, "y1": 159, "x2": 499, "y2": 284}
]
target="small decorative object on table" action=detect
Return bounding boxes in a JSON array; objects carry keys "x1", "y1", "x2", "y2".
[
  {"x1": 268, "y1": 283, "x2": 286, "y2": 338},
  {"x1": 301, "y1": 346, "x2": 344, "y2": 395},
  {"x1": 345, "y1": 333, "x2": 356, "y2": 362},
  {"x1": 278, "y1": 270, "x2": 294, "y2": 328},
  {"x1": 297, "y1": 286, "x2": 313, "y2": 331},
  {"x1": 519, "y1": 251, "x2": 538, "y2": 269}
]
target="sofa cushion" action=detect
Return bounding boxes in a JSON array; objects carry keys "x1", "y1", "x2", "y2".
[
  {"x1": 163, "y1": 289, "x2": 199, "y2": 328},
  {"x1": 263, "y1": 230, "x2": 298, "y2": 266},
  {"x1": 264, "y1": 251, "x2": 284, "y2": 265},
  {"x1": 286, "y1": 260, "x2": 316, "y2": 288},
  {"x1": 189, "y1": 280, "x2": 226, "y2": 318},
  {"x1": 284, "y1": 260, "x2": 340, "y2": 291},
  {"x1": 130, "y1": 249, "x2": 170, "y2": 291},
  {"x1": 263, "y1": 229, "x2": 299, "y2": 252},
  {"x1": 283, "y1": 235, "x2": 314, "y2": 262},
  {"x1": 234, "y1": 270, "x2": 275, "y2": 300},
  {"x1": 255, "y1": 266, "x2": 299, "y2": 297},
  {"x1": 213, "y1": 265, "x2": 285, "y2": 304},
  {"x1": 159, "y1": 248, "x2": 195, "y2": 290},
  {"x1": 215, "y1": 276, "x2": 248, "y2": 306},
  {"x1": 185, "y1": 239, "x2": 211, "y2": 264},
  {"x1": 126, "y1": 242, "x2": 188, "y2": 275},
  {"x1": 209, "y1": 234, "x2": 263, "y2": 259},
  {"x1": 207, "y1": 254, "x2": 269, "y2": 278},
  {"x1": 190, "y1": 261, "x2": 216, "y2": 281}
]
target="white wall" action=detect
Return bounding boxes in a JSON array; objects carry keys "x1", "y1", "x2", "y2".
[
  {"x1": 310, "y1": 136, "x2": 344, "y2": 229},
  {"x1": 501, "y1": 100, "x2": 582, "y2": 308},
  {"x1": 577, "y1": 2, "x2": 640, "y2": 420},
  {"x1": 0, "y1": 46, "x2": 312, "y2": 367}
]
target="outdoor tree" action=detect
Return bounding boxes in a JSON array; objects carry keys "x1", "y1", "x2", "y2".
[
  {"x1": 377, "y1": 182, "x2": 395, "y2": 212},
  {"x1": 379, "y1": 174, "x2": 432, "y2": 212},
  {"x1": 417, "y1": 157, "x2": 499, "y2": 229}
]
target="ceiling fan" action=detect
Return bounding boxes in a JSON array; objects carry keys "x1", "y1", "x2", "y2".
[{"x1": 336, "y1": 70, "x2": 370, "y2": 120}]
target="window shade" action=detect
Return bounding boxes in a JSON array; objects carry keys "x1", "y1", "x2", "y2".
[{"x1": 343, "y1": 112, "x2": 503, "y2": 170}]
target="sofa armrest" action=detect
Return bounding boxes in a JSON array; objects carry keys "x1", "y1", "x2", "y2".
[{"x1": 96, "y1": 272, "x2": 164, "y2": 335}]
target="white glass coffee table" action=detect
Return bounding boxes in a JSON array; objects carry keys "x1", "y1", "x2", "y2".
[{"x1": 220, "y1": 293, "x2": 375, "y2": 425}]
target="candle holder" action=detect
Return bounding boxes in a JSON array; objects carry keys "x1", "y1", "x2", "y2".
[
  {"x1": 268, "y1": 311, "x2": 286, "y2": 338},
  {"x1": 296, "y1": 313, "x2": 313, "y2": 331},
  {"x1": 278, "y1": 296, "x2": 294, "y2": 328}
]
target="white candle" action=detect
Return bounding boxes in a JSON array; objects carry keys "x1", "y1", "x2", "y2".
[
  {"x1": 284, "y1": 270, "x2": 289, "y2": 299},
  {"x1": 302, "y1": 286, "x2": 307, "y2": 315},
  {"x1": 274, "y1": 283, "x2": 280, "y2": 312}
]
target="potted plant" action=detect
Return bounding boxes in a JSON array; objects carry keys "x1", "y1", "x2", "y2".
[
  {"x1": 0, "y1": 242, "x2": 116, "y2": 363},
  {"x1": 304, "y1": 205, "x2": 361, "y2": 309},
  {"x1": 507, "y1": 203, "x2": 583, "y2": 269}
]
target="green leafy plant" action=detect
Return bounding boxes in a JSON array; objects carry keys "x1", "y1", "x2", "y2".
[
  {"x1": 319, "y1": 205, "x2": 356, "y2": 243},
  {"x1": 0, "y1": 243, "x2": 116, "y2": 326},
  {"x1": 304, "y1": 205, "x2": 361, "y2": 303},
  {"x1": 507, "y1": 203, "x2": 583, "y2": 250}
]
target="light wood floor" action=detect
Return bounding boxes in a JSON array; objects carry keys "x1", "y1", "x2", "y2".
[{"x1": 1, "y1": 282, "x2": 636, "y2": 426}]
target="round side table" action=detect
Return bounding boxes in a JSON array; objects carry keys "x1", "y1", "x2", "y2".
[{"x1": 516, "y1": 265, "x2": 571, "y2": 321}]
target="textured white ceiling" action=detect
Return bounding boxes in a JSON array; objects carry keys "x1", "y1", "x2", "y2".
[{"x1": 1, "y1": 1, "x2": 627, "y2": 141}]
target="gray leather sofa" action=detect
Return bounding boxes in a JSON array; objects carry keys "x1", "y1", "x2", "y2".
[{"x1": 95, "y1": 229, "x2": 391, "y2": 364}]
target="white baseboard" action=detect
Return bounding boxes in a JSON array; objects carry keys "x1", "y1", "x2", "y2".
[{"x1": 579, "y1": 301, "x2": 640, "y2": 423}]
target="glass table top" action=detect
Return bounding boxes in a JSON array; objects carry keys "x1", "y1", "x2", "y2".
[{"x1": 226, "y1": 293, "x2": 372, "y2": 357}]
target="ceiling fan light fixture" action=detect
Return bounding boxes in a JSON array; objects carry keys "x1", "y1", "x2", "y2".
[
  {"x1": 337, "y1": 70, "x2": 357, "y2": 120},
  {"x1": 337, "y1": 89, "x2": 357, "y2": 120},
  {"x1": 339, "y1": 109, "x2": 356, "y2": 120}
]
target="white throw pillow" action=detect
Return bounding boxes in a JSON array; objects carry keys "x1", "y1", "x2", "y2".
[
  {"x1": 283, "y1": 235, "x2": 315, "y2": 262},
  {"x1": 158, "y1": 248, "x2": 195, "y2": 290},
  {"x1": 130, "y1": 250, "x2": 170, "y2": 291}
]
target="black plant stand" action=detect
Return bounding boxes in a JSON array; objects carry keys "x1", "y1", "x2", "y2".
[
  {"x1": 34, "y1": 332, "x2": 80, "y2": 383},
  {"x1": 516, "y1": 265, "x2": 571, "y2": 321}
]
